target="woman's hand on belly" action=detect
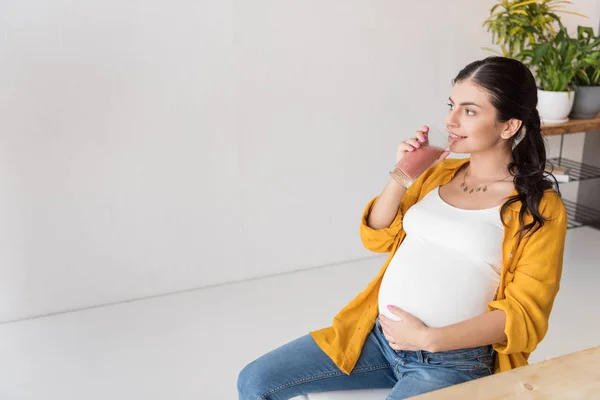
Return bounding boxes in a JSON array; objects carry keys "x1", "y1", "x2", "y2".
[{"x1": 380, "y1": 305, "x2": 434, "y2": 351}]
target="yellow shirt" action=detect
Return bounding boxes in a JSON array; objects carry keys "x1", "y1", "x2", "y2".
[{"x1": 310, "y1": 158, "x2": 568, "y2": 375}]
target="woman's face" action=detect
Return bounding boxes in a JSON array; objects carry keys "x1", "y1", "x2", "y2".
[{"x1": 445, "y1": 79, "x2": 509, "y2": 154}]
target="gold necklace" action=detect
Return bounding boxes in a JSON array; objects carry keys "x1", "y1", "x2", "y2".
[{"x1": 460, "y1": 166, "x2": 512, "y2": 194}]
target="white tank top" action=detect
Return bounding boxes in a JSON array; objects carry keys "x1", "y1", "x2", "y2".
[{"x1": 378, "y1": 187, "x2": 504, "y2": 328}]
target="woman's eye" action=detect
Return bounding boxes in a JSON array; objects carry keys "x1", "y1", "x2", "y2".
[
  {"x1": 447, "y1": 103, "x2": 454, "y2": 110},
  {"x1": 466, "y1": 109, "x2": 475, "y2": 116}
]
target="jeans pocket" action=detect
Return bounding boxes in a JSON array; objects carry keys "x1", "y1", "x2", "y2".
[{"x1": 475, "y1": 354, "x2": 495, "y2": 373}]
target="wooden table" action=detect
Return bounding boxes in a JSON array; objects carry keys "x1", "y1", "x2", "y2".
[
  {"x1": 541, "y1": 115, "x2": 600, "y2": 136},
  {"x1": 411, "y1": 346, "x2": 600, "y2": 399}
]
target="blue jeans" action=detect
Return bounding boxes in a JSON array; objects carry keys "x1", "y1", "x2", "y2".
[{"x1": 238, "y1": 318, "x2": 494, "y2": 400}]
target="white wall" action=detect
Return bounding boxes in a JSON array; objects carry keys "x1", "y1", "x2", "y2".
[{"x1": 0, "y1": 0, "x2": 596, "y2": 323}]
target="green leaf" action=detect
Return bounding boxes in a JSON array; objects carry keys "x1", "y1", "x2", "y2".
[
  {"x1": 511, "y1": 0, "x2": 542, "y2": 9},
  {"x1": 586, "y1": 38, "x2": 600, "y2": 49},
  {"x1": 577, "y1": 25, "x2": 594, "y2": 39},
  {"x1": 510, "y1": 26, "x2": 524, "y2": 35},
  {"x1": 532, "y1": 43, "x2": 551, "y2": 64},
  {"x1": 589, "y1": 51, "x2": 600, "y2": 60},
  {"x1": 555, "y1": 10, "x2": 588, "y2": 18},
  {"x1": 575, "y1": 70, "x2": 591, "y2": 85},
  {"x1": 511, "y1": 9, "x2": 529, "y2": 16},
  {"x1": 482, "y1": 47, "x2": 502, "y2": 55},
  {"x1": 593, "y1": 69, "x2": 600, "y2": 85}
]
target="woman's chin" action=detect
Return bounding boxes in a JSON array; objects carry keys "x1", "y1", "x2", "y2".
[{"x1": 449, "y1": 143, "x2": 469, "y2": 154}]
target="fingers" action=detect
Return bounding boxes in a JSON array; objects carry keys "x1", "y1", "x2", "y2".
[
  {"x1": 381, "y1": 328, "x2": 393, "y2": 342},
  {"x1": 406, "y1": 138, "x2": 421, "y2": 149},
  {"x1": 397, "y1": 142, "x2": 416, "y2": 153},
  {"x1": 404, "y1": 126, "x2": 429, "y2": 150},
  {"x1": 388, "y1": 342, "x2": 419, "y2": 351},
  {"x1": 396, "y1": 136, "x2": 424, "y2": 155},
  {"x1": 395, "y1": 126, "x2": 432, "y2": 163},
  {"x1": 415, "y1": 127, "x2": 428, "y2": 144}
]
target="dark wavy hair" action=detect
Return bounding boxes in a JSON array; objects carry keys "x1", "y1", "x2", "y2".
[{"x1": 453, "y1": 56, "x2": 559, "y2": 237}]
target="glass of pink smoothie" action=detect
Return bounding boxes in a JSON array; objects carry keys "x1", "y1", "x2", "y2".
[{"x1": 389, "y1": 124, "x2": 454, "y2": 188}]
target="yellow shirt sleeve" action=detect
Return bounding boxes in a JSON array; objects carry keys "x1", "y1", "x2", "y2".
[
  {"x1": 359, "y1": 196, "x2": 404, "y2": 253},
  {"x1": 358, "y1": 162, "x2": 446, "y2": 253},
  {"x1": 488, "y1": 195, "x2": 568, "y2": 354}
]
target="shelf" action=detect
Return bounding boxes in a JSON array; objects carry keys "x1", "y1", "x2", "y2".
[
  {"x1": 564, "y1": 199, "x2": 600, "y2": 230},
  {"x1": 542, "y1": 115, "x2": 600, "y2": 136},
  {"x1": 541, "y1": 116, "x2": 600, "y2": 230},
  {"x1": 545, "y1": 158, "x2": 600, "y2": 229},
  {"x1": 547, "y1": 158, "x2": 600, "y2": 182}
]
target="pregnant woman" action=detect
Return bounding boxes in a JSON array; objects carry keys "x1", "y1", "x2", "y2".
[{"x1": 238, "y1": 56, "x2": 567, "y2": 400}]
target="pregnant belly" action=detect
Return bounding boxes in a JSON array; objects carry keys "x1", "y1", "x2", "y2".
[{"x1": 378, "y1": 250, "x2": 500, "y2": 328}]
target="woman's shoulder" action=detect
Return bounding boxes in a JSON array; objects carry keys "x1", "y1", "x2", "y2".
[
  {"x1": 505, "y1": 186, "x2": 566, "y2": 219},
  {"x1": 539, "y1": 188, "x2": 567, "y2": 219}
]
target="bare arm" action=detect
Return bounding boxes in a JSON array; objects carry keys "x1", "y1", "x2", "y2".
[
  {"x1": 381, "y1": 306, "x2": 506, "y2": 353},
  {"x1": 424, "y1": 310, "x2": 507, "y2": 352},
  {"x1": 367, "y1": 125, "x2": 449, "y2": 230},
  {"x1": 366, "y1": 178, "x2": 407, "y2": 229}
]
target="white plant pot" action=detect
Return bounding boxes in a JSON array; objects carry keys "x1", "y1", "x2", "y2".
[{"x1": 537, "y1": 89, "x2": 576, "y2": 124}]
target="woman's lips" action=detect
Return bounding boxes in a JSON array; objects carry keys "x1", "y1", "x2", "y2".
[{"x1": 449, "y1": 132, "x2": 467, "y2": 139}]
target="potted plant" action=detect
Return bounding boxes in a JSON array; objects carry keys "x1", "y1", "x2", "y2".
[
  {"x1": 570, "y1": 25, "x2": 600, "y2": 119},
  {"x1": 482, "y1": 0, "x2": 585, "y2": 65},
  {"x1": 522, "y1": 26, "x2": 581, "y2": 123}
]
